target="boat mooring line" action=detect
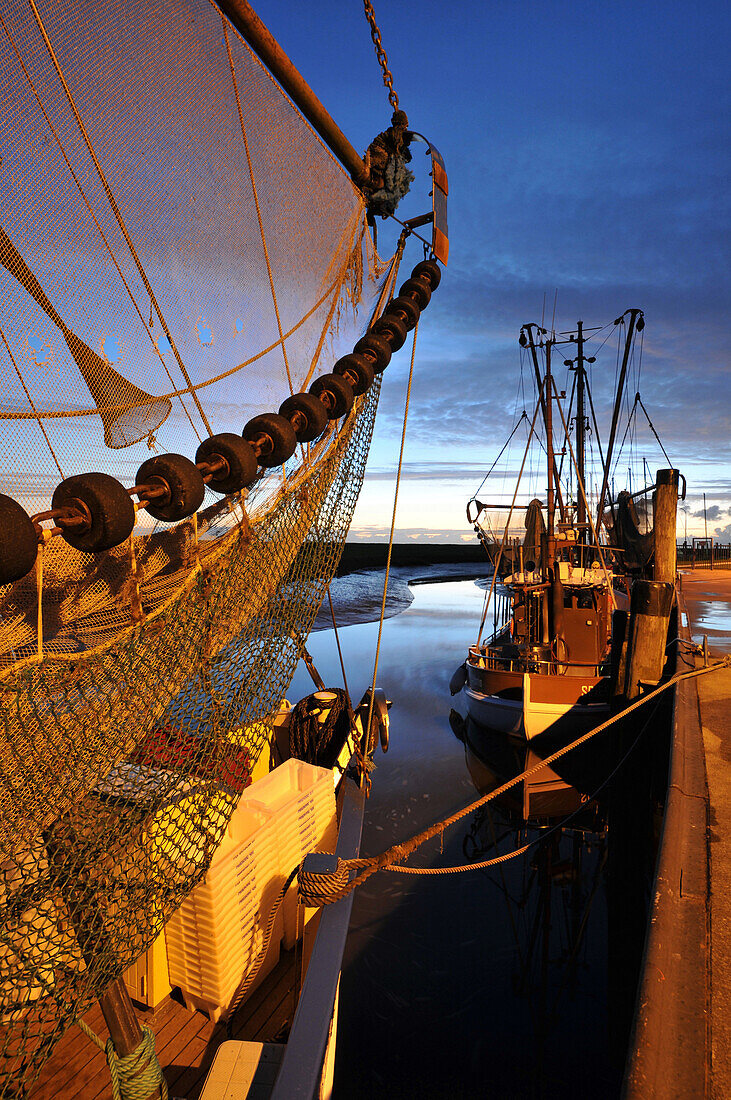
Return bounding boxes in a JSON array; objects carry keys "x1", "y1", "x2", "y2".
[
  {"x1": 307, "y1": 658, "x2": 730, "y2": 901},
  {"x1": 388, "y1": 696, "x2": 660, "y2": 876}
]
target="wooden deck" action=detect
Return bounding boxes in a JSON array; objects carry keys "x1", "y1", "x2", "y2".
[{"x1": 29, "y1": 939, "x2": 311, "y2": 1100}]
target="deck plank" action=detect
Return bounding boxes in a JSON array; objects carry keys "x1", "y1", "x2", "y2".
[
  {"x1": 31, "y1": 1009, "x2": 110, "y2": 1100},
  {"x1": 29, "y1": 946, "x2": 305, "y2": 1099}
]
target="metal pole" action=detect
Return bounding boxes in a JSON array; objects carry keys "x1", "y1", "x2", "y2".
[
  {"x1": 545, "y1": 340, "x2": 555, "y2": 561},
  {"x1": 524, "y1": 324, "x2": 565, "y2": 521},
  {"x1": 576, "y1": 320, "x2": 586, "y2": 535},
  {"x1": 596, "y1": 308, "x2": 642, "y2": 530},
  {"x1": 215, "y1": 0, "x2": 370, "y2": 189}
]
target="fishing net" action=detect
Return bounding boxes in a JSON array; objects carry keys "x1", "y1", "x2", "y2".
[{"x1": 0, "y1": 0, "x2": 395, "y2": 1092}]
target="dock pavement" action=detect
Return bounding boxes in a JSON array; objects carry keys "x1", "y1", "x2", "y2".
[{"x1": 679, "y1": 570, "x2": 731, "y2": 1100}]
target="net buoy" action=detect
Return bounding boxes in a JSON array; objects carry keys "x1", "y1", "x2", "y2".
[
  {"x1": 135, "y1": 454, "x2": 205, "y2": 522},
  {"x1": 52, "y1": 472, "x2": 136, "y2": 552}
]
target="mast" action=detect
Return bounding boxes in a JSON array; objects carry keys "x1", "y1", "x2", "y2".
[
  {"x1": 522, "y1": 324, "x2": 565, "y2": 521},
  {"x1": 545, "y1": 338, "x2": 555, "y2": 564},
  {"x1": 575, "y1": 320, "x2": 586, "y2": 535},
  {"x1": 595, "y1": 308, "x2": 644, "y2": 530}
]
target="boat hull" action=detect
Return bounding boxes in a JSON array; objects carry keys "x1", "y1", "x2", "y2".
[{"x1": 464, "y1": 670, "x2": 610, "y2": 740}]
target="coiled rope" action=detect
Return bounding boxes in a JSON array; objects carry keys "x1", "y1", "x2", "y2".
[{"x1": 77, "y1": 1018, "x2": 168, "y2": 1100}]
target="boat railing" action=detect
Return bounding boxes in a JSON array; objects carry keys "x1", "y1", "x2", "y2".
[
  {"x1": 482, "y1": 588, "x2": 512, "y2": 643},
  {"x1": 468, "y1": 645, "x2": 605, "y2": 677},
  {"x1": 269, "y1": 771, "x2": 365, "y2": 1100}
]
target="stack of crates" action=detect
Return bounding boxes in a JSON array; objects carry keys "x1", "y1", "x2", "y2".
[
  {"x1": 165, "y1": 804, "x2": 281, "y2": 1022},
  {"x1": 164, "y1": 759, "x2": 337, "y2": 1021},
  {"x1": 235, "y1": 759, "x2": 338, "y2": 948}
]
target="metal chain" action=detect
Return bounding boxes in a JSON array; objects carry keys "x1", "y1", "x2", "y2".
[{"x1": 362, "y1": 0, "x2": 399, "y2": 110}]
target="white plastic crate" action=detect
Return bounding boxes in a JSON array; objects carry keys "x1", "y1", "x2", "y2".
[
  {"x1": 165, "y1": 804, "x2": 282, "y2": 1021},
  {"x1": 238, "y1": 759, "x2": 337, "y2": 948}
]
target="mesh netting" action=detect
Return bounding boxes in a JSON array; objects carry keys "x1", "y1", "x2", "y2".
[{"x1": 0, "y1": 0, "x2": 395, "y2": 1092}]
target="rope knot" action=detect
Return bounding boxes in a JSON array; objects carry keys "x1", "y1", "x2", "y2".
[{"x1": 105, "y1": 1025, "x2": 167, "y2": 1100}]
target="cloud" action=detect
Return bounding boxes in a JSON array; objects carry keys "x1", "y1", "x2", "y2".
[
  {"x1": 348, "y1": 525, "x2": 480, "y2": 545},
  {"x1": 693, "y1": 504, "x2": 723, "y2": 521}
]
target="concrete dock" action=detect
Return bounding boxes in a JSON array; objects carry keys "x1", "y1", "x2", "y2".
[{"x1": 680, "y1": 571, "x2": 731, "y2": 1100}]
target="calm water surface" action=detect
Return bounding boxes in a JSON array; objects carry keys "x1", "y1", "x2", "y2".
[{"x1": 289, "y1": 575, "x2": 624, "y2": 1099}]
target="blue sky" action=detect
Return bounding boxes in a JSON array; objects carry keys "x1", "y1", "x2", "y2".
[{"x1": 257, "y1": 0, "x2": 730, "y2": 542}]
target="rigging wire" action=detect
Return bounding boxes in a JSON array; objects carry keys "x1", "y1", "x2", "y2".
[
  {"x1": 637, "y1": 394, "x2": 673, "y2": 467},
  {"x1": 364, "y1": 310, "x2": 417, "y2": 773},
  {"x1": 477, "y1": 382, "x2": 546, "y2": 643},
  {"x1": 471, "y1": 411, "x2": 529, "y2": 501},
  {"x1": 0, "y1": 325, "x2": 64, "y2": 477}
]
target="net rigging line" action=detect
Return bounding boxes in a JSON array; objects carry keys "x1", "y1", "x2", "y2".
[
  {"x1": 224, "y1": 17, "x2": 295, "y2": 399},
  {"x1": 0, "y1": 10, "x2": 203, "y2": 440},
  {"x1": 0, "y1": 265, "x2": 358, "y2": 420},
  {"x1": 26, "y1": 0, "x2": 213, "y2": 436},
  {"x1": 0, "y1": 323, "x2": 64, "y2": 477},
  {"x1": 364, "y1": 295, "x2": 415, "y2": 771}
]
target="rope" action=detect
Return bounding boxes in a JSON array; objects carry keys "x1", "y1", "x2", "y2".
[
  {"x1": 363, "y1": 317, "x2": 419, "y2": 765},
  {"x1": 226, "y1": 867, "x2": 298, "y2": 1033},
  {"x1": 77, "y1": 1020, "x2": 168, "y2": 1100},
  {"x1": 327, "y1": 588, "x2": 352, "y2": 708},
  {"x1": 390, "y1": 690, "x2": 664, "y2": 876},
  {"x1": 26, "y1": 0, "x2": 212, "y2": 437},
  {"x1": 77, "y1": 1017, "x2": 105, "y2": 1050},
  {"x1": 362, "y1": 0, "x2": 400, "y2": 109},
  {"x1": 0, "y1": 11, "x2": 202, "y2": 441},
  {"x1": 477, "y1": 378, "x2": 546, "y2": 643},
  {"x1": 298, "y1": 858, "x2": 350, "y2": 906},
  {"x1": 637, "y1": 394, "x2": 673, "y2": 467},
  {"x1": 308, "y1": 658, "x2": 730, "y2": 899},
  {"x1": 0, "y1": 323, "x2": 64, "y2": 476},
  {"x1": 224, "y1": 18, "x2": 294, "y2": 397},
  {"x1": 288, "y1": 688, "x2": 352, "y2": 769}
]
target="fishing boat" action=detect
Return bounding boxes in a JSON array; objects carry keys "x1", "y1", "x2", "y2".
[
  {"x1": 0, "y1": 0, "x2": 447, "y2": 1096},
  {"x1": 452, "y1": 311, "x2": 655, "y2": 740}
]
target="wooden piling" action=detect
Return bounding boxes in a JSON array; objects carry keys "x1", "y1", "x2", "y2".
[
  {"x1": 623, "y1": 580, "x2": 675, "y2": 697},
  {"x1": 653, "y1": 469, "x2": 680, "y2": 586}
]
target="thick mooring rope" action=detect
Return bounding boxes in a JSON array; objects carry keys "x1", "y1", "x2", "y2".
[
  {"x1": 77, "y1": 1019, "x2": 168, "y2": 1100},
  {"x1": 301, "y1": 658, "x2": 730, "y2": 901}
]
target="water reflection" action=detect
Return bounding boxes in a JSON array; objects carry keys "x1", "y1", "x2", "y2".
[{"x1": 288, "y1": 575, "x2": 647, "y2": 1099}]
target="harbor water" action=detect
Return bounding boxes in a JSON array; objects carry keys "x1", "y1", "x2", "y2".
[{"x1": 288, "y1": 571, "x2": 653, "y2": 1099}]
